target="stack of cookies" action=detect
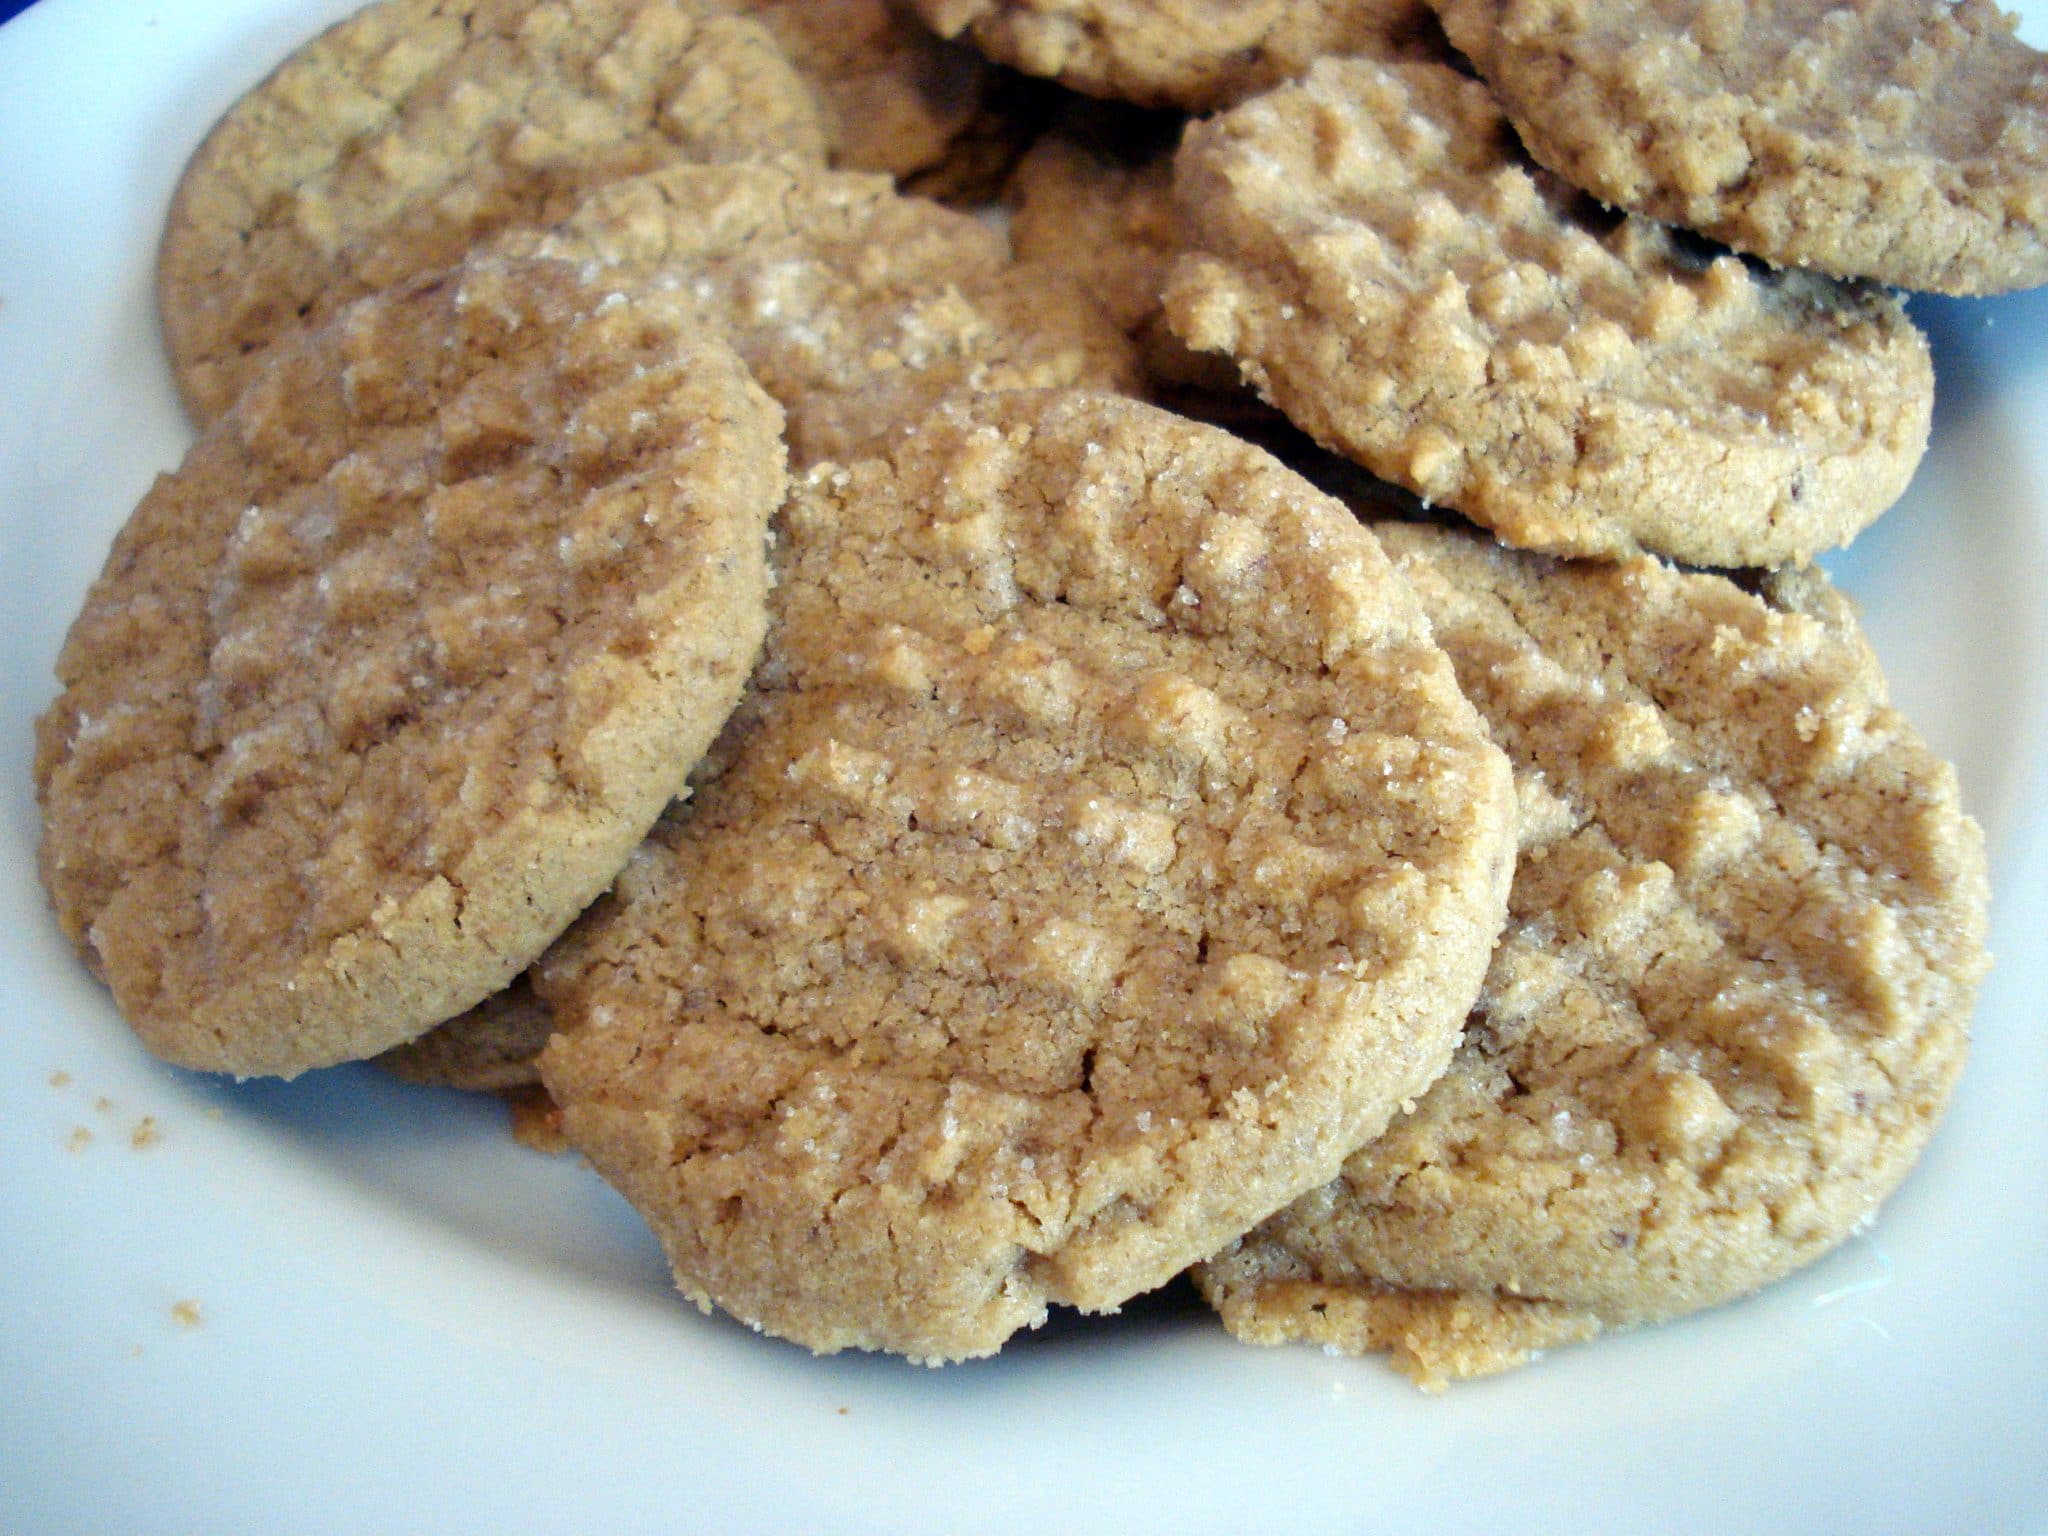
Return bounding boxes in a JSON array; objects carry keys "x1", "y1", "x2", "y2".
[{"x1": 39, "y1": 0, "x2": 2037, "y2": 1385}]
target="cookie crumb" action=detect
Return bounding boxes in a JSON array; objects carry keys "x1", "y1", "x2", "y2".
[
  {"x1": 130, "y1": 1117, "x2": 162, "y2": 1151},
  {"x1": 47, "y1": 1070, "x2": 70, "y2": 1088},
  {"x1": 66, "y1": 1127, "x2": 92, "y2": 1153},
  {"x1": 170, "y1": 1300, "x2": 203, "y2": 1329},
  {"x1": 95, "y1": 1096, "x2": 115, "y2": 1114},
  {"x1": 42, "y1": 255, "x2": 784, "y2": 1078}
]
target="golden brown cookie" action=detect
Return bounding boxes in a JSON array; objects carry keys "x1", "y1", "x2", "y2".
[
  {"x1": 498, "y1": 158, "x2": 1140, "y2": 464},
  {"x1": 732, "y1": 0, "x2": 990, "y2": 182},
  {"x1": 1164, "y1": 56, "x2": 1934, "y2": 566},
  {"x1": 159, "y1": 0, "x2": 830, "y2": 424},
  {"x1": 535, "y1": 389, "x2": 1517, "y2": 1363},
  {"x1": 1198, "y1": 524, "x2": 1991, "y2": 1387},
  {"x1": 374, "y1": 976, "x2": 554, "y2": 1092},
  {"x1": 36, "y1": 255, "x2": 784, "y2": 1079},
  {"x1": 910, "y1": 0, "x2": 1440, "y2": 111},
  {"x1": 1435, "y1": 0, "x2": 2048, "y2": 295}
]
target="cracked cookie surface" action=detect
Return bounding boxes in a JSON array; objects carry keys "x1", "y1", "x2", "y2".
[
  {"x1": 1434, "y1": 0, "x2": 2048, "y2": 294},
  {"x1": 1164, "y1": 56, "x2": 1933, "y2": 566},
  {"x1": 1198, "y1": 523, "x2": 1989, "y2": 1387},
  {"x1": 159, "y1": 0, "x2": 829, "y2": 423},
  {"x1": 535, "y1": 389, "x2": 1515, "y2": 1362},
  {"x1": 37, "y1": 255, "x2": 784, "y2": 1078}
]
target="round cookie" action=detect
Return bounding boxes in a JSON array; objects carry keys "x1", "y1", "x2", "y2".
[
  {"x1": 499, "y1": 159, "x2": 1141, "y2": 465},
  {"x1": 910, "y1": 0, "x2": 1441, "y2": 112},
  {"x1": 731, "y1": 0, "x2": 991, "y2": 182},
  {"x1": 1434, "y1": 0, "x2": 2048, "y2": 295},
  {"x1": 159, "y1": 0, "x2": 830, "y2": 424},
  {"x1": 1197, "y1": 524, "x2": 1991, "y2": 1387},
  {"x1": 1163, "y1": 56, "x2": 1934, "y2": 566},
  {"x1": 36, "y1": 255, "x2": 784, "y2": 1079},
  {"x1": 535, "y1": 390, "x2": 1518, "y2": 1363},
  {"x1": 375, "y1": 977, "x2": 554, "y2": 1092}
]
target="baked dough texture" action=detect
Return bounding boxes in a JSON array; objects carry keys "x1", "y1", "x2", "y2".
[
  {"x1": 159, "y1": 0, "x2": 830, "y2": 423},
  {"x1": 37, "y1": 255, "x2": 784, "y2": 1078},
  {"x1": 910, "y1": 0, "x2": 1439, "y2": 111},
  {"x1": 536, "y1": 390, "x2": 1517, "y2": 1362},
  {"x1": 1434, "y1": 0, "x2": 2048, "y2": 295},
  {"x1": 501, "y1": 158, "x2": 1141, "y2": 464},
  {"x1": 1164, "y1": 56, "x2": 1933, "y2": 566},
  {"x1": 1198, "y1": 524, "x2": 1990, "y2": 1387}
]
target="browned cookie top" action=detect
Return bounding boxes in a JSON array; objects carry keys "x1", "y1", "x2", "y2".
[
  {"x1": 159, "y1": 0, "x2": 829, "y2": 423},
  {"x1": 38, "y1": 255, "x2": 784, "y2": 1078},
  {"x1": 536, "y1": 390, "x2": 1516, "y2": 1363},
  {"x1": 1435, "y1": 0, "x2": 2048, "y2": 294},
  {"x1": 1165, "y1": 56, "x2": 1933, "y2": 565},
  {"x1": 1199, "y1": 524, "x2": 1990, "y2": 1386}
]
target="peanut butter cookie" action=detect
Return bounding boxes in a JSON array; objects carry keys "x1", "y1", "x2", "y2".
[
  {"x1": 1434, "y1": 0, "x2": 2048, "y2": 294},
  {"x1": 1198, "y1": 523, "x2": 1990, "y2": 1386},
  {"x1": 159, "y1": 0, "x2": 829, "y2": 423},
  {"x1": 37, "y1": 255, "x2": 784, "y2": 1078},
  {"x1": 1164, "y1": 57, "x2": 1934, "y2": 565},
  {"x1": 536, "y1": 390, "x2": 1516, "y2": 1363}
]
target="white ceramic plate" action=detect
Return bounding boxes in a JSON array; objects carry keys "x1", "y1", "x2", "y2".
[{"x1": 3, "y1": 4, "x2": 2045, "y2": 1531}]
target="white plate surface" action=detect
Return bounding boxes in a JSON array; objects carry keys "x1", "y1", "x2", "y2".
[{"x1": 2, "y1": 4, "x2": 2045, "y2": 1532}]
